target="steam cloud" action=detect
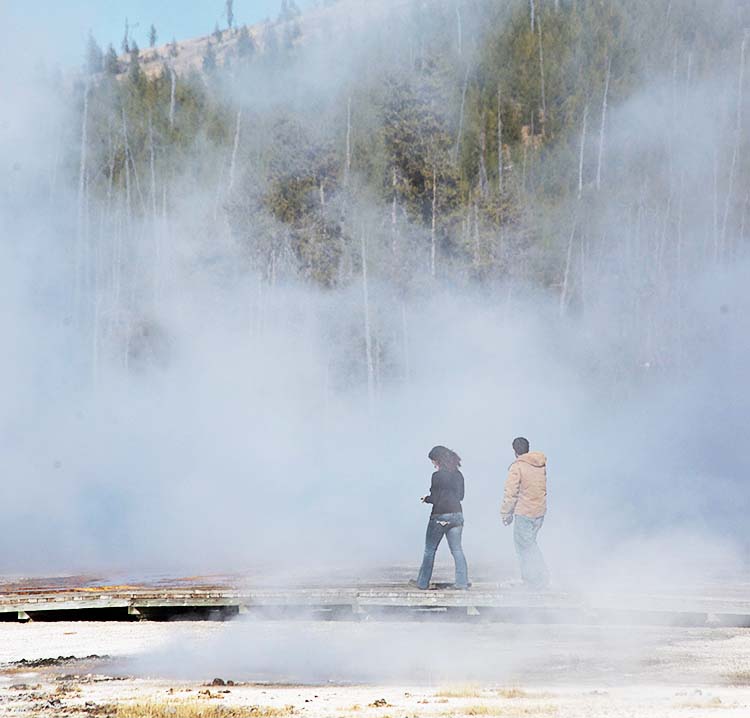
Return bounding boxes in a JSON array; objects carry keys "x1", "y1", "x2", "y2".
[{"x1": 0, "y1": 0, "x2": 747, "y2": 597}]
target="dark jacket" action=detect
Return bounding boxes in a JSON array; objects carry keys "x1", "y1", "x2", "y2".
[{"x1": 424, "y1": 469, "x2": 464, "y2": 515}]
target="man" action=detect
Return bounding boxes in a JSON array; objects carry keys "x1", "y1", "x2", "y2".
[{"x1": 500, "y1": 437, "x2": 549, "y2": 589}]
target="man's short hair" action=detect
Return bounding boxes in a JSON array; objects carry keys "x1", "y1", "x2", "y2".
[{"x1": 512, "y1": 436, "x2": 530, "y2": 455}]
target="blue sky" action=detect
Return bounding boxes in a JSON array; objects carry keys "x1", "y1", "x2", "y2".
[{"x1": 4, "y1": 0, "x2": 311, "y2": 68}]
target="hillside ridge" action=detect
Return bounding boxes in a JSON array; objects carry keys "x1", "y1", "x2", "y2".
[{"x1": 112, "y1": 0, "x2": 409, "y2": 77}]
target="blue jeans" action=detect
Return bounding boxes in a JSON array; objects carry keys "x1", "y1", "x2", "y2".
[
  {"x1": 416, "y1": 512, "x2": 469, "y2": 589},
  {"x1": 513, "y1": 514, "x2": 549, "y2": 589}
]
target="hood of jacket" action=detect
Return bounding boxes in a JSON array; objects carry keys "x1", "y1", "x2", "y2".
[{"x1": 516, "y1": 451, "x2": 546, "y2": 468}]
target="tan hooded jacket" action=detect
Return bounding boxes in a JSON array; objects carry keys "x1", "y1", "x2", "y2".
[{"x1": 500, "y1": 451, "x2": 547, "y2": 518}]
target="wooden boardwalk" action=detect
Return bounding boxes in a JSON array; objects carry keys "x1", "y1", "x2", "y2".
[{"x1": 1, "y1": 573, "x2": 749, "y2": 625}]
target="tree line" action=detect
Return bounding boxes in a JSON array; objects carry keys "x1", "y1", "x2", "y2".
[{"x1": 65, "y1": 0, "x2": 750, "y2": 381}]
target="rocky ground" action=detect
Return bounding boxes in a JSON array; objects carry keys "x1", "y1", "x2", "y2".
[{"x1": 1, "y1": 620, "x2": 749, "y2": 717}]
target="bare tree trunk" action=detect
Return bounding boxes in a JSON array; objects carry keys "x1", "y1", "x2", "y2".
[
  {"x1": 213, "y1": 157, "x2": 226, "y2": 222},
  {"x1": 105, "y1": 125, "x2": 115, "y2": 221},
  {"x1": 121, "y1": 108, "x2": 132, "y2": 239},
  {"x1": 529, "y1": 0, "x2": 535, "y2": 32},
  {"x1": 131, "y1": 160, "x2": 147, "y2": 216},
  {"x1": 122, "y1": 109, "x2": 146, "y2": 216},
  {"x1": 361, "y1": 227, "x2": 375, "y2": 409},
  {"x1": 149, "y1": 115, "x2": 158, "y2": 219},
  {"x1": 273, "y1": 246, "x2": 279, "y2": 288},
  {"x1": 92, "y1": 162, "x2": 105, "y2": 389},
  {"x1": 579, "y1": 237, "x2": 586, "y2": 313},
  {"x1": 559, "y1": 220, "x2": 576, "y2": 316},
  {"x1": 148, "y1": 114, "x2": 159, "y2": 308},
  {"x1": 656, "y1": 193, "x2": 672, "y2": 275},
  {"x1": 157, "y1": 184, "x2": 167, "y2": 304},
  {"x1": 75, "y1": 80, "x2": 90, "y2": 324},
  {"x1": 741, "y1": 192, "x2": 750, "y2": 252},
  {"x1": 596, "y1": 57, "x2": 611, "y2": 192},
  {"x1": 345, "y1": 96, "x2": 352, "y2": 185},
  {"x1": 391, "y1": 167, "x2": 398, "y2": 254},
  {"x1": 667, "y1": 47, "x2": 679, "y2": 186},
  {"x1": 712, "y1": 147, "x2": 719, "y2": 261},
  {"x1": 169, "y1": 67, "x2": 176, "y2": 130},
  {"x1": 112, "y1": 204, "x2": 122, "y2": 325},
  {"x1": 720, "y1": 30, "x2": 748, "y2": 257},
  {"x1": 319, "y1": 180, "x2": 326, "y2": 207},
  {"x1": 578, "y1": 103, "x2": 588, "y2": 199},
  {"x1": 473, "y1": 201, "x2": 481, "y2": 269},
  {"x1": 50, "y1": 126, "x2": 62, "y2": 198},
  {"x1": 497, "y1": 83, "x2": 503, "y2": 194},
  {"x1": 479, "y1": 115, "x2": 488, "y2": 195},
  {"x1": 454, "y1": 65, "x2": 470, "y2": 161},
  {"x1": 228, "y1": 109, "x2": 242, "y2": 193},
  {"x1": 676, "y1": 172, "x2": 685, "y2": 276},
  {"x1": 455, "y1": 4, "x2": 463, "y2": 57},
  {"x1": 401, "y1": 301, "x2": 410, "y2": 383},
  {"x1": 721, "y1": 152, "x2": 739, "y2": 260},
  {"x1": 537, "y1": 16, "x2": 546, "y2": 128},
  {"x1": 634, "y1": 194, "x2": 643, "y2": 270},
  {"x1": 374, "y1": 336, "x2": 381, "y2": 396},
  {"x1": 462, "y1": 202, "x2": 471, "y2": 257},
  {"x1": 430, "y1": 166, "x2": 438, "y2": 276}
]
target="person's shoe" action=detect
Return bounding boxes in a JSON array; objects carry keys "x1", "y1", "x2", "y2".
[
  {"x1": 447, "y1": 584, "x2": 470, "y2": 591},
  {"x1": 408, "y1": 579, "x2": 429, "y2": 590}
]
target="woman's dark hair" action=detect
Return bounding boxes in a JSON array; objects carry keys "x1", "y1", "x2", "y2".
[
  {"x1": 428, "y1": 445, "x2": 462, "y2": 470},
  {"x1": 512, "y1": 436, "x2": 530, "y2": 455}
]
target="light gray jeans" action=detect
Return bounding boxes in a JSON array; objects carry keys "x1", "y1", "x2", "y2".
[{"x1": 513, "y1": 514, "x2": 549, "y2": 589}]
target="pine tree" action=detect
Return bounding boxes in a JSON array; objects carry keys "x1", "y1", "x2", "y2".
[
  {"x1": 226, "y1": 0, "x2": 235, "y2": 30},
  {"x1": 279, "y1": 0, "x2": 300, "y2": 22},
  {"x1": 237, "y1": 26, "x2": 255, "y2": 58},
  {"x1": 203, "y1": 41, "x2": 218, "y2": 72},
  {"x1": 85, "y1": 31, "x2": 103, "y2": 74},
  {"x1": 283, "y1": 19, "x2": 301, "y2": 51},
  {"x1": 264, "y1": 24, "x2": 279, "y2": 60},
  {"x1": 104, "y1": 43, "x2": 119, "y2": 75},
  {"x1": 121, "y1": 18, "x2": 130, "y2": 54},
  {"x1": 128, "y1": 40, "x2": 143, "y2": 87},
  {"x1": 149, "y1": 24, "x2": 157, "y2": 48},
  {"x1": 169, "y1": 37, "x2": 179, "y2": 57},
  {"x1": 214, "y1": 23, "x2": 222, "y2": 42}
]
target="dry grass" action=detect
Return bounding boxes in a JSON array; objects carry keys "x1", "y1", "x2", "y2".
[
  {"x1": 111, "y1": 699, "x2": 296, "y2": 718},
  {"x1": 435, "y1": 684, "x2": 483, "y2": 698},
  {"x1": 674, "y1": 697, "x2": 725, "y2": 709},
  {"x1": 494, "y1": 688, "x2": 528, "y2": 699},
  {"x1": 440, "y1": 705, "x2": 557, "y2": 716},
  {"x1": 437, "y1": 687, "x2": 531, "y2": 700},
  {"x1": 725, "y1": 671, "x2": 750, "y2": 686},
  {"x1": 55, "y1": 682, "x2": 82, "y2": 695}
]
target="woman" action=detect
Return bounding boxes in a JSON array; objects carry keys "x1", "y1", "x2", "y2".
[{"x1": 413, "y1": 445, "x2": 469, "y2": 590}]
